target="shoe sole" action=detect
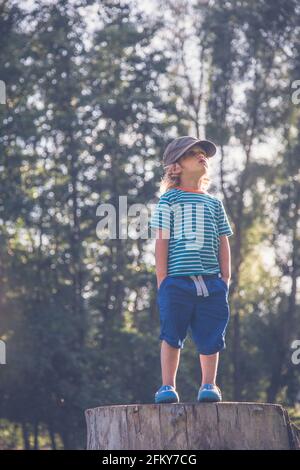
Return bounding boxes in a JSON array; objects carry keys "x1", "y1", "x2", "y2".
[
  {"x1": 155, "y1": 392, "x2": 179, "y2": 404},
  {"x1": 197, "y1": 397, "x2": 221, "y2": 403},
  {"x1": 197, "y1": 394, "x2": 222, "y2": 403},
  {"x1": 155, "y1": 397, "x2": 179, "y2": 404}
]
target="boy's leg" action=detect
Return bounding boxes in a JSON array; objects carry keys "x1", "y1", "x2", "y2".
[
  {"x1": 158, "y1": 277, "x2": 194, "y2": 388},
  {"x1": 199, "y1": 352, "x2": 219, "y2": 385},
  {"x1": 161, "y1": 340, "x2": 181, "y2": 388},
  {"x1": 190, "y1": 277, "x2": 230, "y2": 385}
]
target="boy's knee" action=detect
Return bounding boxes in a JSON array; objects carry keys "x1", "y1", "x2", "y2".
[{"x1": 161, "y1": 337, "x2": 184, "y2": 350}]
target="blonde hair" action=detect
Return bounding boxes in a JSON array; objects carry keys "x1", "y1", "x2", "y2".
[{"x1": 159, "y1": 163, "x2": 211, "y2": 195}]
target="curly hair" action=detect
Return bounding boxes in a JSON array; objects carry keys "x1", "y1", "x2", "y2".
[{"x1": 159, "y1": 163, "x2": 211, "y2": 195}]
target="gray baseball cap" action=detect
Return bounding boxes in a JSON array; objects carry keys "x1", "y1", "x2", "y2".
[{"x1": 163, "y1": 136, "x2": 217, "y2": 167}]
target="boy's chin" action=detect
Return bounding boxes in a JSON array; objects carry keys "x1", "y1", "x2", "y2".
[{"x1": 194, "y1": 168, "x2": 207, "y2": 176}]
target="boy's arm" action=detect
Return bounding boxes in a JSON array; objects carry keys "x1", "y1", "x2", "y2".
[
  {"x1": 219, "y1": 235, "x2": 231, "y2": 285},
  {"x1": 155, "y1": 229, "x2": 169, "y2": 288}
]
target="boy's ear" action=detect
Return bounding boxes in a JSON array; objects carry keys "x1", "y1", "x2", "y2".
[{"x1": 170, "y1": 162, "x2": 182, "y2": 174}]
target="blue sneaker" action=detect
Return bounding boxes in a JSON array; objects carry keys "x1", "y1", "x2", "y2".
[
  {"x1": 197, "y1": 383, "x2": 222, "y2": 402},
  {"x1": 155, "y1": 385, "x2": 179, "y2": 404}
]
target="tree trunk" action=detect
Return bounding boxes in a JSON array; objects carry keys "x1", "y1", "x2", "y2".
[
  {"x1": 33, "y1": 421, "x2": 39, "y2": 450},
  {"x1": 48, "y1": 423, "x2": 57, "y2": 450},
  {"x1": 85, "y1": 402, "x2": 299, "y2": 450},
  {"x1": 21, "y1": 422, "x2": 31, "y2": 450},
  {"x1": 232, "y1": 312, "x2": 242, "y2": 401}
]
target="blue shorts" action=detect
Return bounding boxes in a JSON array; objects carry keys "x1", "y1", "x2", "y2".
[{"x1": 156, "y1": 273, "x2": 230, "y2": 355}]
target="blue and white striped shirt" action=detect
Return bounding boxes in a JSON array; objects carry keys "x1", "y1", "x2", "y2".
[{"x1": 150, "y1": 187, "x2": 234, "y2": 276}]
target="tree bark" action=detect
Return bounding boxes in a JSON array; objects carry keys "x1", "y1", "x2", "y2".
[
  {"x1": 21, "y1": 422, "x2": 31, "y2": 450},
  {"x1": 85, "y1": 402, "x2": 299, "y2": 450}
]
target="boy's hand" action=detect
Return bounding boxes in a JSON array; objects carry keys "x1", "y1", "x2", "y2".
[
  {"x1": 221, "y1": 277, "x2": 230, "y2": 287},
  {"x1": 157, "y1": 275, "x2": 167, "y2": 289}
]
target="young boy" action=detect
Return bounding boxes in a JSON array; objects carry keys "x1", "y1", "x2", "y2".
[{"x1": 150, "y1": 136, "x2": 233, "y2": 403}]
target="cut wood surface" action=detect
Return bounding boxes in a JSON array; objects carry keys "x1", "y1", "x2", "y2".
[{"x1": 85, "y1": 402, "x2": 300, "y2": 450}]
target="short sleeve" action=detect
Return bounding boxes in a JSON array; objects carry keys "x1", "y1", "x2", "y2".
[
  {"x1": 217, "y1": 200, "x2": 233, "y2": 237},
  {"x1": 150, "y1": 194, "x2": 172, "y2": 232}
]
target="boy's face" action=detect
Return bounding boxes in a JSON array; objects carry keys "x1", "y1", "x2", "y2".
[{"x1": 177, "y1": 144, "x2": 209, "y2": 176}]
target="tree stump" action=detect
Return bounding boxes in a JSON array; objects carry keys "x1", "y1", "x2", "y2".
[{"x1": 85, "y1": 402, "x2": 300, "y2": 450}]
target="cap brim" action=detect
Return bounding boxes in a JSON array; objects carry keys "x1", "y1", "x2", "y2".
[
  {"x1": 175, "y1": 140, "x2": 217, "y2": 160},
  {"x1": 163, "y1": 138, "x2": 217, "y2": 168},
  {"x1": 194, "y1": 140, "x2": 217, "y2": 157}
]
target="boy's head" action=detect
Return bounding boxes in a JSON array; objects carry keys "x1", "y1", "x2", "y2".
[
  {"x1": 160, "y1": 136, "x2": 216, "y2": 194},
  {"x1": 163, "y1": 136, "x2": 216, "y2": 168},
  {"x1": 176, "y1": 144, "x2": 209, "y2": 177}
]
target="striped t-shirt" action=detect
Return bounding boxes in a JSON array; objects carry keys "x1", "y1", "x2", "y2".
[{"x1": 150, "y1": 186, "x2": 234, "y2": 276}]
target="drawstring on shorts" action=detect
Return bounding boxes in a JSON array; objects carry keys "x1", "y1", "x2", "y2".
[
  {"x1": 190, "y1": 275, "x2": 209, "y2": 297},
  {"x1": 189, "y1": 273, "x2": 222, "y2": 297}
]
